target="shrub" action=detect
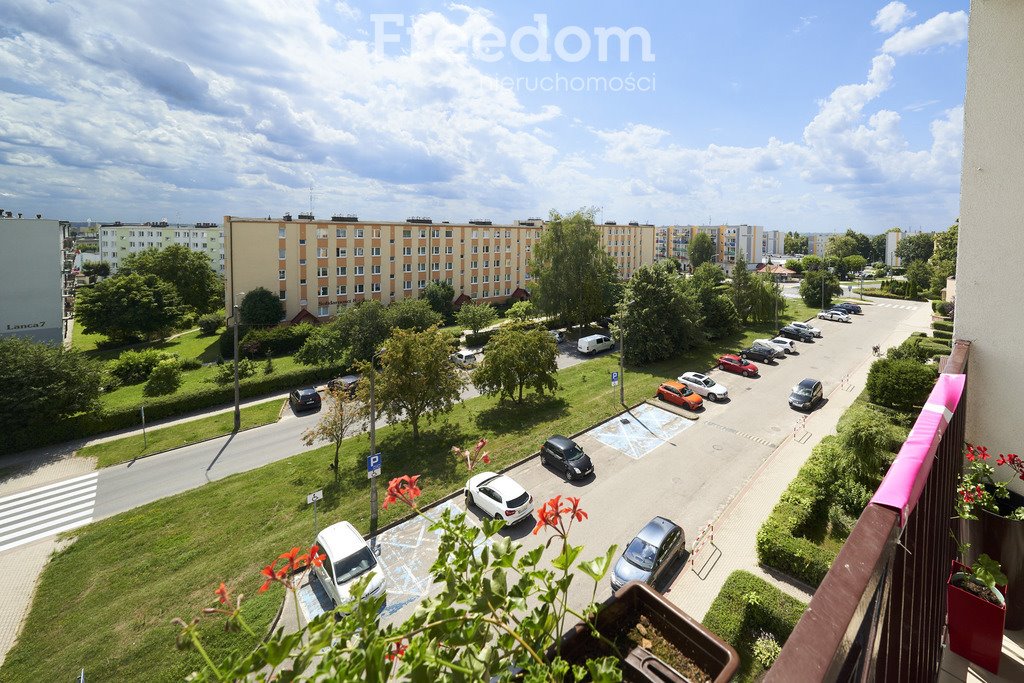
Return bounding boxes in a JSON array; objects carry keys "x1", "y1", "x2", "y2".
[
  {"x1": 752, "y1": 633, "x2": 782, "y2": 669},
  {"x1": 264, "y1": 354, "x2": 275, "y2": 375},
  {"x1": 197, "y1": 313, "x2": 223, "y2": 336},
  {"x1": 179, "y1": 358, "x2": 203, "y2": 371},
  {"x1": 931, "y1": 320, "x2": 954, "y2": 334},
  {"x1": 109, "y1": 349, "x2": 173, "y2": 385},
  {"x1": 866, "y1": 357, "x2": 938, "y2": 411},
  {"x1": 143, "y1": 359, "x2": 182, "y2": 397},
  {"x1": 214, "y1": 358, "x2": 258, "y2": 385},
  {"x1": 239, "y1": 323, "x2": 314, "y2": 358},
  {"x1": 464, "y1": 329, "x2": 498, "y2": 348},
  {"x1": 932, "y1": 329, "x2": 952, "y2": 341},
  {"x1": 836, "y1": 403, "x2": 907, "y2": 482}
]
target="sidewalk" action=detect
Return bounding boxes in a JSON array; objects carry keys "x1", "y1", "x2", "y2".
[{"x1": 666, "y1": 301, "x2": 933, "y2": 620}]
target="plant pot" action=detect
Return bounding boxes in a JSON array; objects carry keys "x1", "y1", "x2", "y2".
[
  {"x1": 555, "y1": 581, "x2": 739, "y2": 682},
  {"x1": 947, "y1": 560, "x2": 1007, "y2": 674},
  {"x1": 962, "y1": 491, "x2": 1024, "y2": 629}
]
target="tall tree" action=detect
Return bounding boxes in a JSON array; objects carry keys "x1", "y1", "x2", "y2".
[
  {"x1": 870, "y1": 233, "x2": 889, "y2": 263},
  {"x1": 238, "y1": 287, "x2": 284, "y2": 327},
  {"x1": 76, "y1": 273, "x2": 186, "y2": 342},
  {"x1": 385, "y1": 298, "x2": 442, "y2": 332},
  {"x1": 747, "y1": 274, "x2": 786, "y2": 326},
  {"x1": 843, "y1": 229, "x2": 874, "y2": 260},
  {"x1": 120, "y1": 245, "x2": 222, "y2": 314},
  {"x1": 784, "y1": 231, "x2": 809, "y2": 255},
  {"x1": 620, "y1": 264, "x2": 703, "y2": 364},
  {"x1": 825, "y1": 234, "x2": 858, "y2": 261},
  {"x1": 505, "y1": 300, "x2": 538, "y2": 323},
  {"x1": 358, "y1": 326, "x2": 464, "y2": 440},
  {"x1": 302, "y1": 388, "x2": 363, "y2": 482},
  {"x1": 81, "y1": 261, "x2": 110, "y2": 277},
  {"x1": 843, "y1": 255, "x2": 868, "y2": 276},
  {"x1": 687, "y1": 232, "x2": 716, "y2": 270},
  {"x1": 337, "y1": 300, "x2": 391, "y2": 363},
  {"x1": 784, "y1": 259, "x2": 804, "y2": 275},
  {"x1": 471, "y1": 324, "x2": 558, "y2": 403},
  {"x1": 931, "y1": 221, "x2": 958, "y2": 272},
  {"x1": 687, "y1": 263, "x2": 737, "y2": 340},
  {"x1": 904, "y1": 260, "x2": 933, "y2": 299},
  {"x1": 420, "y1": 280, "x2": 455, "y2": 322},
  {"x1": 530, "y1": 209, "x2": 618, "y2": 328},
  {"x1": 800, "y1": 269, "x2": 842, "y2": 309},
  {"x1": 895, "y1": 232, "x2": 935, "y2": 264},
  {"x1": 730, "y1": 251, "x2": 754, "y2": 323},
  {"x1": 455, "y1": 303, "x2": 497, "y2": 335},
  {"x1": 801, "y1": 255, "x2": 824, "y2": 272}
]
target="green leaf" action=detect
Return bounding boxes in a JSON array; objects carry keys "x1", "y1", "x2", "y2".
[
  {"x1": 578, "y1": 544, "x2": 618, "y2": 582},
  {"x1": 482, "y1": 516, "x2": 506, "y2": 537},
  {"x1": 551, "y1": 543, "x2": 584, "y2": 571}
]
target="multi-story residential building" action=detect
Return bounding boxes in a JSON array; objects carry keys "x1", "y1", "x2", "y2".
[
  {"x1": 762, "y1": 229, "x2": 785, "y2": 257},
  {"x1": 657, "y1": 224, "x2": 764, "y2": 274},
  {"x1": 0, "y1": 213, "x2": 72, "y2": 344},
  {"x1": 885, "y1": 229, "x2": 902, "y2": 267},
  {"x1": 98, "y1": 222, "x2": 224, "y2": 274},
  {"x1": 805, "y1": 233, "x2": 829, "y2": 258},
  {"x1": 223, "y1": 215, "x2": 655, "y2": 322}
]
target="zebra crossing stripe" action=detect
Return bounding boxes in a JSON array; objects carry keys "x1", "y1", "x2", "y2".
[
  {"x1": 0, "y1": 473, "x2": 98, "y2": 554},
  {"x1": 0, "y1": 472, "x2": 97, "y2": 506}
]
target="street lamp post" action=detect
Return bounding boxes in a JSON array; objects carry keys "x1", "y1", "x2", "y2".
[
  {"x1": 231, "y1": 299, "x2": 243, "y2": 432},
  {"x1": 368, "y1": 347, "x2": 386, "y2": 548}
]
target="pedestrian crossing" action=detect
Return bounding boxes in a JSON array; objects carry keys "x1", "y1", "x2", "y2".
[
  {"x1": 0, "y1": 472, "x2": 98, "y2": 553},
  {"x1": 872, "y1": 302, "x2": 918, "y2": 310}
]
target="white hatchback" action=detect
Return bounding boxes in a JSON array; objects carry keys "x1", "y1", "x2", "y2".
[
  {"x1": 312, "y1": 521, "x2": 386, "y2": 610},
  {"x1": 789, "y1": 321, "x2": 822, "y2": 338},
  {"x1": 767, "y1": 337, "x2": 797, "y2": 354},
  {"x1": 676, "y1": 371, "x2": 729, "y2": 402},
  {"x1": 465, "y1": 472, "x2": 534, "y2": 525}
]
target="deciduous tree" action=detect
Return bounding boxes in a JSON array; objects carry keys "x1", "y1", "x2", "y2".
[
  {"x1": 843, "y1": 255, "x2": 868, "y2": 276},
  {"x1": 455, "y1": 302, "x2": 497, "y2": 335},
  {"x1": 800, "y1": 269, "x2": 842, "y2": 309},
  {"x1": 420, "y1": 280, "x2": 455, "y2": 322},
  {"x1": 784, "y1": 231, "x2": 809, "y2": 255},
  {"x1": 506, "y1": 300, "x2": 538, "y2": 323},
  {"x1": 747, "y1": 274, "x2": 786, "y2": 326},
  {"x1": 619, "y1": 264, "x2": 703, "y2": 364},
  {"x1": 801, "y1": 255, "x2": 823, "y2": 272},
  {"x1": 895, "y1": 232, "x2": 935, "y2": 264},
  {"x1": 730, "y1": 252, "x2": 754, "y2": 323},
  {"x1": 302, "y1": 388, "x2": 363, "y2": 482},
  {"x1": 471, "y1": 324, "x2": 558, "y2": 402},
  {"x1": 238, "y1": 287, "x2": 284, "y2": 327},
  {"x1": 385, "y1": 298, "x2": 442, "y2": 332},
  {"x1": 120, "y1": 245, "x2": 222, "y2": 314},
  {"x1": 825, "y1": 234, "x2": 858, "y2": 261},
  {"x1": 904, "y1": 259, "x2": 933, "y2": 298},
  {"x1": 687, "y1": 232, "x2": 715, "y2": 270},
  {"x1": 76, "y1": 273, "x2": 187, "y2": 342}
]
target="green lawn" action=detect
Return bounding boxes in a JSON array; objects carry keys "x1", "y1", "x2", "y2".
[
  {"x1": 76, "y1": 399, "x2": 286, "y2": 468},
  {"x1": 1, "y1": 313, "x2": 802, "y2": 682},
  {"x1": 80, "y1": 328, "x2": 222, "y2": 364}
]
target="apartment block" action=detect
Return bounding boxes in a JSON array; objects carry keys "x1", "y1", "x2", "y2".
[
  {"x1": 98, "y1": 222, "x2": 225, "y2": 273},
  {"x1": 224, "y1": 214, "x2": 655, "y2": 322},
  {"x1": 805, "y1": 233, "x2": 829, "y2": 258},
  {"x1": 657, "y1": 224, "x2": 764, "y2": 274},
  {"x1": 885, "y1": 229, "x2": 902, "y2": 267},
  {"x1": 761, "y1": 229, "x2": 785, "y2": 257},
  {"x1": 0, "y1": 214, "x2": 71, "y2": 344}
]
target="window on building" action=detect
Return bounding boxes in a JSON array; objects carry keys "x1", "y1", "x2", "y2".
[
  {"x1": 445, "y1": 229, "x2": 453, "y2": 237},
  {"x1": 403, "y1": 280, "x2": 412, "y2": 290},
  {"x1": 482, "y1": 289, "x2": 489, "y2": 298},
  {"x1": 371, "y1": 283, "x2": 381, "y2": 292},
  {"x1": 446, "y1": 277, "x2": 454, "y2": 285},
  {"x1": 318, "y1": 305, "x2": 329, "y2": 316},
  {"x1": 403, "y1": 229, "x2": 411, "y2": 238},
  {"x1": 279, "y1": 290, "x2": 286, "y2": 300},
  {"x1": 318, "y1": 286, "x2": 328, "y2": 296},
  {"x1": 278, "y1": 270, "x2": 286, "y2": 280},
  {"x1": 355, "y1": 229, "x2": 364, "y2": 238},
  {"x1": 337, "y1": 266, "x2": 347, "y2": 276},
  {"x1": 432, "y1": 262, "x2": 439, "y2": 271},
  {"x1": 336, "y1": 228, "x2": 346, "y2": 238},
  {"x1": 337, "y1": 285, "x2": 347, "y2": 295},
  {"x1": 445, "y1": 262, "x2": 453, "y2": 271},
  {"x1": 299, "y1": 258, "x2": 307, "y2": 265},
  {"x1": 355, "y1": 284, "x2": 364, "y2": 293},
  {"x1": 355, "y1": 266, "x2": 364, "y2": 275},
  {"x1": 373, "y1": 228, "x2": 380, "y2": 238},
  {"x1": 471, "y1": 260, "x2": 478, "y2": 268},
  {"x1": 483, "y1": 275, "x2": 489, "y2": 283},
  {"x1": 432, "y1": 246, "x2": 439, "y2": 254},
  {"x1": 419, "y1": 229, "x2": 427, "y2": 238},
  {"x1": 355, "y1": 247, "x2": 364, "y2": 256},
  {"x1": 371, "y1": 247, "x2": 380, "y2": 256},
  {"x1": 299, "y1": 238, "x2": 306, "y2": 245},
  {"x1": 336, "y1": 248, "x2": 347, "y2": 257},
  {"x1": 418, "y1": 279, "x2": 426, "y2": 289},
  {"x1": 472, "y1": 246, "x2": 478, "y2": 254},
  {"x1": 471, "y1": 275, "x2": 478, "y2": 284},
  {"x1": 317, "y1": 247, "x2": 328, "y2": 257},
  {"x1": 472, "y1": 230, "x2": 478, "y2": 239},
  {"x1": 417, "y1": 246, "x2": 426, "y2": 255},
  {"x1": 372, "y1": 265, "x2": 381, "y2": 274},
  {"x1": 316, "y1": 228, "x2": 327, "y2": 239},
  {"x1": 300, "y1": 278, "x2": 307, "y2": 285},
  {"x1": 317, "y1": 267, "x2": 327, "y2": 277},
  {"x1": 402, "y1": 247, "x2": 411, "y2": 256},
  {"x1": 445, "y1": 246, "x2": 453, "y2": 254},
  {"x1": 483, "y1": 260, "x2": 490, "y2": 268}
]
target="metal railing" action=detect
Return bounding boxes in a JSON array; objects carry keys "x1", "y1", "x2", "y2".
[{"x1": 767, "y1": 340, "x2": 970, "y2": 682}]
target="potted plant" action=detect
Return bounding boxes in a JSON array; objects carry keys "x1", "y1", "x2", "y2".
[{"x1": 947, "y1": 554, "x2": 1007, "y2": 674}]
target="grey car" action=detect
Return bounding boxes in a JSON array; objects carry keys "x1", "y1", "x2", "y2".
[
  {"x1": 610, "y1": 517, "x2": 686, "y2": 592},
  {"x1": 789, "y1": 378, "x2": 823, "y2": 411}
]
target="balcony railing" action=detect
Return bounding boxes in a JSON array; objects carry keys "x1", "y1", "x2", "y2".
[{"x1": 768, "y1": 340, "x2": 970, "y2": 682}]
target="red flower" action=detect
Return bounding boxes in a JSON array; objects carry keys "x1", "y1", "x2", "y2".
[
  {"x1": 307, "y1": 544, "x2": 326, "y2": 568},
  {"x1": 531, "y1": 494, "x2": 586, "y2": 535},
  {"x1": 383, "y1": 475, "x2": 423, "y2": 509},
  {"x1": 385, "y1": 641, "x2": 408, "y2": 662},
  {"x1": 278, "y1": 547, "x2": 302, "y2": 574},
  {"x1": 214, "y1": 582, "x2": 231, "y2": 605},
  {"x1": 258, "y1": 563, "x2": 279, "y2": 593},
  {"x1": 476, "y1": 439, "x2": 488, "y2": 451},
  {"x1": 566, "y1": 496, "x2": 588, "y2": 522},
  {"x1": 481, "y1": 454, "x2": 491, "y2": 464}
]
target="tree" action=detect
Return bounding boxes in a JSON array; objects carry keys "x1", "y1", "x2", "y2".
[
  {"x1": 338, "y1": 300, "x2": 391, "y2": 364},
  {"x1": 295, "y1": 324, "x2": 346, "y2": 366},
  {"x1": 359, "y1": 326, "x2": 464, "y2": 440},
  {"x1": 120, "y1": 245, "x2": 222, "y2": 314},
  {"x1": 895, "y1": 232, "x2": 935, "y2": 264},
  {"x1": 197, "y1": 313, "x2": 223, "y2": 336},
  {"x1": 471, "y1": 325, "x2": 558, "y2": 402},
  {"x1": 904, "y1": 260, "x2": 933, "y2": 299},
  {"x1": 784, "y1": 259, "x2": 804, "y2": 275},
  {"x1": 530, "y1": 209, "x2": 618, "y2": 328},
  {"x1": 784, "y1": 231, "x2": 808, "y2": 255},
  {"x1": 665, "y1": 256, "x2": 683, "y2": 273},
  {"x1": 866, "y1": 358, "x2": 938, "y2": 412},
  {"x1": 506, "y1": 300, "x2": 538, "y2": 323},
  {"x1": 302, "y1": 388, "x2": 363, "y2": 482},
  {"x1": 238, "y1": 287, "x2": 284, "y2": 327},
  {"x1": 619, "y1": 264, "x2": 703, "y2": 364},
  {"x1": 825, "y1": 235, "x2": 858, "y2": 262},
  {"x1": 747, "y1": 274, "x2": 786, "y2": 326},
  {"x1": 144, "y1": 358, "x2": 182, "y2": 397},
  {"x1": 455, "y1": 303, "x2": 498, "y2": 335},
  {"x1": 81, "y1": 261, "x2": 110, "y2": 277},
  {"x1": 931, "y1": 221, "x2": 958, "y2": 270},
  {"x1": 385, "y1": 298, "x2": 442, "y2": 332},
  {"x1": 687, "y1": 232, "x2": 715, "y2": 270},
  {"x1": 76, "y1": 273, "x2": 186, "y2": 342},
  {"x1": 420, "y1": 280, "x2": 455, "y2": 322},
  {"x1": 730, "y1": 251, "x2": 755, "y2": 323},
  {"x1": 800, "y1": 268, "x2": 842, "y2": 309},
  {"x1": 686, "y1": 264, "x2": 737, "y2": 340},
  {"x1": 843, "y1": 255, "x2": 868, "y2": 276},
  {"x1": 836, "y1": 403, "x2": 907, "y2": 483},
  {"x1": 801, "y1": 255, "x2": 823, "y2": 272},
  {"x1": 844, "y1": 230, "x2": 874, "y2": 260},
  {"x1": 690, "y1": 262, "x2": 726, "y2": 288},
  {"x1": 870, "y1": 233, "x2": 889, "y2": 263},
  {"x1": 0, "y1": 337, "x2": 102, "y2": 447}
]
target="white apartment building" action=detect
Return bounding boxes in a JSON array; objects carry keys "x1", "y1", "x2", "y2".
[
  {"x1": 762, "y1": 229, "x2": 785, "y2": 257},
  {"x1": 805, "y1": 233, "x2": 829, "y2": 258},
  {"x1": 99, "y1": 222, "x2": 224, "y2": 273},
  {"x1": 885, "y1": 230, "x2": 902, "y2": 267},
  {"x1": 0, "y1": 214, "x2": 70, "y2": 344},
  {"x1": 658, "y1": 224, "x2": 764, "y2": 274}
]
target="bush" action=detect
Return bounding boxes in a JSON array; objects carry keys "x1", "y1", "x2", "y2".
[
  {"x1": 866, "y1": 357, "x2": 938, "y2": 411},
  {"x1": 214, "y1": 358, "x2": 258, "y2": 385},
  {"x1": 109, "y1": 349, "x2": 173, "y2": 385},
  {"x1": 932, "y1": 329, "x2": 952, "y2": 341},
  {"x1": 143, "y1": 359, "x2": 182, "y2": 397},
  {"x1": 752, "y1": 633, "x2": 782, "y2": 669},
  {"x1": 197, "y1": 313, "x2": 223, "y2": 336},
  {"x1": 931, "y1": 320, "x2": 953, "y2": 333},
  {"x1": 464, "y1": 329, "x2": 498, "y2": 348},
  {"x1": 239, "y1": 323, "x2": 314, "y2": 358},
  {"x1": 180, "y1": 358, "x2": 203, "y2": 371}
]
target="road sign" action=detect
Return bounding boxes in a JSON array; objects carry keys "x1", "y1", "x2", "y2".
[
  {"x1": 367, "y1": 452, "x2": 382, "y2": 479},
  {"x1": 611, "y1": 371, "x2": 619, "y2": 387},
  {"x1": 307, "y1": 490, "x2": 323, "y2": 505}
]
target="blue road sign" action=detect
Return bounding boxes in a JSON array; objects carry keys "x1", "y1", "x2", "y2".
[
  {"x1": 611, "y1": 371, "x2": 619, "y2": 387},
  {"x1": 367, "y1": 452, "x2": 382, "y2": 479}
]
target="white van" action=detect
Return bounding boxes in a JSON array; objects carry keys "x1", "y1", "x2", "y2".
[
  {"x1": 577, "y1": 334, "x2": 615, "y2": 355},
  {"x1": 451, "y1": 349, "x2": 479, "y2": 368}
]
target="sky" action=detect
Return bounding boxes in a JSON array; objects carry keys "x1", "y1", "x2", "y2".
[{"x1": 0, "y1": 1, "x2": 969, "y2": 233}]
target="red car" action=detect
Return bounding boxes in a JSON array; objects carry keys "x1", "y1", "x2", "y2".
[
  {"x1": 717, "y1": 354, "x2": 758, "y2": 377},
  {"x1": 656, "y1": 381, "x2": 704, "y2": 410}
]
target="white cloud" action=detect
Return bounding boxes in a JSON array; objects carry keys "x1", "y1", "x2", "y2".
[
  {"x1": 334, "y1": 2, "x2": 360, "y2": 22},
  {"x1": 872, "y1": 2, "x2": 916, "y2": 33},
  {"x1": 882, "y1": 11, "x2": 968, "y2": 55}
]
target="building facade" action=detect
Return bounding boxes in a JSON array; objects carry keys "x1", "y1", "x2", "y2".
[
  {"x1": 224, "y1": 215, "x2": 655, "y2": 322},
  {"x1": 885, "y1": 229, "x2": 902, "y2": 267},
  {"x1": 805, "y1": 233, "x2": 829, "y2": 258},
  {"x1": 0, "y1": 215, "x2": 70, "y2": 344},
  {"x1": 762, "y1": 229, "x2": 785, "y2": 257},
  {"x1": 99, "y1": 222, "x2": 224, "y2": 274},
  {"x1": 656, "y1": 224, "x2": 764, "y2": 274}
]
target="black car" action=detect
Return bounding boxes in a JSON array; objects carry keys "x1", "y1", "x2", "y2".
[
  {"x1": 596, "y1": 316, "x2": 615, "y2": 328},
  {"x1": 778, "y1": 325, "x2": 814, "y2": 342},
  {"x1": 831, "y1": 302, "x2": 862, "y2": 314},
  {"x1": 789, "y1": 378, "x2": 823, "y2": 411},
  {"x1": 289, "y1": 387, "x2": 322, "y2": 412},
  {"x1": 739, "y1": 346, "x2": 777, "y2": 364},
  {"x1": 541, "y1": 435, "x2": 594, "y2": 481},
  {"x1": 610, "y1": 516, "x2": 685, "y2": 592},
  {"x1": 327, "y1": 375, "x2": 359, "y2": 397}
]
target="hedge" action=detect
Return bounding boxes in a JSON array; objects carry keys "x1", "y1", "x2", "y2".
[
  {"x1": 464, "y1": 329, "x2": 498, "y2": 349},
  {"x1": 932, "y1": 329, "x2": 952, "y2": 341},
  {"x1": 702, "y1": 570, "x2": 808, "y2": 683},
  {"x1": 217, "y1": 323, "x2": 314, "y2": 359},
  {"x1": 4, "y1": 362, "x2": 347, "y2": 455},
  {"x1": 857, "y1": 287, "x2": 926, "y2": 302},
  {"x1": 931, "y1": 320, "x2": 953, "y2": 334}
]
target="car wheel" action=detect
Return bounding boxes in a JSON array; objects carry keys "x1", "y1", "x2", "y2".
[
  {"x1": 742, "y1": 370, "x2": 749, "y2": 377},
  {"x1": 564, "y1": 468, "x2": 573, "y2": 482},
  {"x1": 465, "y1": 491, "x2": 473, "y2": 508},
  {"x1": 494, "y1": 513, "x2": 503, "y2": 521},
  {"x1": 706, "y1": 393, "x2": 717, "y2": 402},
  {"x1": 718, "y1": 363, "x2": 724, "y2": 370}
]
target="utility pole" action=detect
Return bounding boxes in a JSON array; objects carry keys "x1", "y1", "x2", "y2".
[
  {"x1": 369, "y1": 363, "x2": 378, "y2": 543},
  {"x1": 232, "y1": 300, "x2": 242, "y2": 431}
]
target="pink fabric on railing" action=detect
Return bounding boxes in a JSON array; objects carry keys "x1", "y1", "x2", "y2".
[{"x1": 869, "y1": 373, "x2": 967, "y2": 527}]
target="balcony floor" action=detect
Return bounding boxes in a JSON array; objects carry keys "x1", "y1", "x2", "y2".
[{"x1": 939, "y1": 629, "x2": 1024, "y2": 682}]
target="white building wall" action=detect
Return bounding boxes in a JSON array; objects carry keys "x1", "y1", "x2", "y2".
[
  {"x1": 99, "y1": 224, "x2": 225, "y2": 274},
  {"x1": 956, "y1": 0, "x2": 1024, "y2": 493},
  {"x1": 0, "y1": 218, "x2": 64, "y2": 344},
  {"x1": 885, "y1": 230, "x2": 901, "y2": 267}
]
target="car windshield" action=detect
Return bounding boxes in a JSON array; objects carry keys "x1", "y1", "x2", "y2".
[
  {"x1": 680, "y1": 386, "x2": 693, "y2": 396},
  {"x1": 333, "y1": 546, "x2": 377, "y2": 585},
  {"x1": 701, "y1": 378, "x2": 714, "y2": 387},
  {"x1": 792, "y1": 386, "x2": 812, "y2": 397},
  {"x1": 506, "y1": 492, "x2": 530, "y2": 508},
  {"x1": 564, "y1": 445, "x2": 587, "y2": 461},
  {"x1": 624, "y1": 537, "x2": 658, "y2": 571}
]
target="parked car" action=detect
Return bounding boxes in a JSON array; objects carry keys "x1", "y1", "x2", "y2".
[
  {"x1": 818, "y1": 309, "x2": 852, "y2": 323},
  {"x1": 767, "y1": 337, "x2": 797, "y2": 354},
  {"x1": 677, "y1": 371, "x2": 728, "y2": 402},
  {"x1": 778, "y1": 325, "x2": 814, "y2": 342},
  {"x1": 289, "y1": 387, "x2": 322, "y2": 412},
  {"x1": 717, "y1": 354, "x2": 758, "y2": 377},
  {"x1": 465, "y1": 472, "x2": 534, "y2": 525},
  {"x1": 577, "y1": 334, "x2": 615, "y2": 355},
  {"x1": 596, "y1": 316, "x2": 615, "y2": 328},
  {"x1": 327, "y1": 374, "x2": 360, "y2": 396},
  {"x1": 610, "y1": 516, "x2": 686, "y2": 592},
  {"x1": 832, "y1": 302, "x2": 862, "y2": 314},
  {"x1": 656, "y1": 380, "x2": 704, "y2": 410},
  {"x1": 752, "y1": 339, "x2": 787, "y2": 359},
  {"x1": 451, "y1": 349, "x2": 479, "y2": 368},
  {"x1": 311, "y1": 521, "x2": 386, "y2": 610},
  {"x1": 549, "y1": 330, "x2": 565, "y2": 344},
  {"x1": 739, "y1": 346, "x2": 777, "y2": 364},
  {"x1": 541, "y1": 435, "x2": 594, "y2": 481},
  {"x1": 789, "y1": 378, "x2": 824, "y2": 411},
  {"x1": 789, "y1": 321, "x2": 822, "y2": 338}
]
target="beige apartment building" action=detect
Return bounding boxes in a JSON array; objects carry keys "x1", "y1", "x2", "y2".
[
  {"x1": 224, "y1": 214, "x2": 655, "y2": 322},
  {"x1": 656, "y1": 224, "x2": 764, "y2": 274}
]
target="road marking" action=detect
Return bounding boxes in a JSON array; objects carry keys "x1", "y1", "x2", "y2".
[
  {"x1": 0, "y1": 472, "x2": 97, "y2": 506},
  {"x1": 706, "y1": 422, "x2": 778, "y2": 449},
  {"x1": 0, "y1": 473, "x2": 97, "y2": 554}
]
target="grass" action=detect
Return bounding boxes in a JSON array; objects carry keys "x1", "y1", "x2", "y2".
[
  {"x1": 82, "y1": 328, "x2": 223, "y2": 364},
  {"x1": 76, "y1": 399, "x2": 286, "y2": 468},
  {"x1": 1, "y1": 307, "x2": 809, "y2": 681}
]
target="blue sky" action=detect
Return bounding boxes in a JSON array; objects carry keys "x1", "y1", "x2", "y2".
[{"x1": 0, "y1": 1, "x2": 968, "y2": 233}]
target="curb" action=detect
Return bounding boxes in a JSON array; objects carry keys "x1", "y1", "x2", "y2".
[{"x1": 645, "y1": 398, "x2": 700, "y2": 420}]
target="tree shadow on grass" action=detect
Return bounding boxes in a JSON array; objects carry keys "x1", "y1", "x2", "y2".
[{"x1": 473, "y1": 394, "x2": 569, "y2": 434}]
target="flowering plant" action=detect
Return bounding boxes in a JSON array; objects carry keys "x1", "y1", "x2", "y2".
[
  {"x1": 175, "y1": 439, "x2": 624, "y2": 681},
  {"x1": 956, "y1": 443, "x2": 1024, "y2": 521}
]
